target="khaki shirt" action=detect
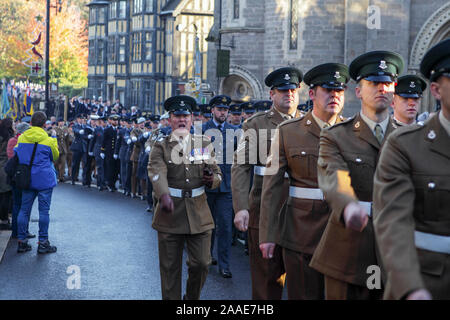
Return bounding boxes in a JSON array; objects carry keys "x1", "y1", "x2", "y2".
[
  {"x1": 148, "y1": 133, "x2": 222, "y2": 234},
  {"x1": 259, "y1": 111, "x2": 344, "y2": 254},
  {"x1": 231, "y1": 108, "x2": 303, "y2": 230},
  {"x1": 310, "y1": 112, "x2": 396, "y2": 286},
  {"x1": 373, "y1": 112, "x2": 450, "y2": 299}
]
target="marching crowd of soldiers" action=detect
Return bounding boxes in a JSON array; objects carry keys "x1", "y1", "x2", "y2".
[
  {"x1": 19, "y1": 38, "x2": 448, "y2": 300},
  {"x1": 146, "y1": 38, "x2": 449, "y2": 301}
]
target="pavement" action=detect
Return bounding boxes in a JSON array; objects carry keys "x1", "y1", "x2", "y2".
[{"x1": 0, "y1": 181, "x2": 255, "y2": 300}]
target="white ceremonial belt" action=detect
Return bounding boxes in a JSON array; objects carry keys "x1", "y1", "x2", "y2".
[
  {"x1": 169, "y1": 186, "x2": 205, "y2": 198},
  {"x1": 289, "y1": 186, "x2": 324, "y2": 200},
  {"x1": 254, "y1": 166, "x2": 289, "y2": 179},
  {"x1": 415, "y1": 231, "x2": 450, "y2": 254},
  {"x1": 359, "y1": 201, "x2": 372, "y2": 217}
]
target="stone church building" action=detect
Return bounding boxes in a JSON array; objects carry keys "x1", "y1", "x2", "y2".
[{"x1": 206, "y1": 0, "x2": 450, "y2": 115}]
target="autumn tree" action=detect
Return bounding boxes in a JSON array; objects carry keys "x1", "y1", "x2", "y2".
[{"x1": 0, "y1": 0, "x2": 88, "y2": 94}]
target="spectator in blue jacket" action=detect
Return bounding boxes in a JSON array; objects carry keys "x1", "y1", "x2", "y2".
[{"x1": 15, "y1": 111, "x2": 59, "y2": 254}]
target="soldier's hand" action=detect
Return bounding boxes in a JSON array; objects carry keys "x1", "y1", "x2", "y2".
[
  {"x1": 131, "y1": 136, "x2": 137, "y2": 142},
  {"x1": 234, "y1": 210, "x2": 249, "y2": 231},
  {"x1": 143, "y1": 132, "x2": 149, "y2": 138},
  {"x1": 145, "y1": 146, "x2": 151, "y2": 153},
  {"x1": 88, "y1": 152, "x2": 93, "y2": 156},
  {"x1": 202, "y1": 167, "x2": 214, "y2": 188},
  {"x1": 113, "y1": 154, "x2": 118, "y2": 160},
  {"x1": 406, "y1": 289, "x2": 432, "y2": 300},
  {"x1": 88, "y1": 134, "x2": 93, "y2": 139},
  {"x1": 259, "y1": 243, "x2": 276, "y2": 259},
  {"x1": 343, "y1": 202, "x2": 369, "y2": 232},
  {"x1": 127, "y1": 139, "x2": 132, "y2": 145},
  {"x1": 100, "y1": 153, "x2": 105, "y2": 159},
  {"x1": 51, "y1": 130, "x2": 57, "y2": 137},
  {"x1": 160, "y1": 194, "x2": 174, "y2": 214},
  {"x1": 79, "y1": 129, "x2": 84, "y2": 135}
]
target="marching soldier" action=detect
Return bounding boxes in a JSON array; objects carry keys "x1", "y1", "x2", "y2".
[
  {"x1": 309, "y1": 51, "x2": 404, "y2": 299},
  {"x1": 70, "y1": 114, "x2": 87, "y2": 185},
  {"x1": 229, "y1": 104, "x2": 243, "y2": 126},
  {"x1": 116, "y1": 116, "x2": 133, "y2": 195},
  {"x1": 54, "y1": 118, "x2": 70, "y2": 182},
  {"x1": 130, "y1": 117, "x2": 145, "y2": 198},
  {"x1": 148, "y1": 95, "x2": 222, "y2": 300},
  {"x1": 391, "y1": 75, "x2": 427, "y2": 127},
  {"x1": 89, "y1": 115, "x2": 106, "y2": 191},
  {"x1": 373, "y1": 38, "x2": 450, "y2": 300},
  {"x1": 82, "y1": 116, "x2": 95, "y2": 188},
  {"x1": 102, "y1": 114, "x2": 121, "y2": 192},
  {"x1": 259, "y1": 63, "x2": 349, "y2": 299},
  {"x1": 202, "y1": 95, "x2": 237, "y2": 278},
  {"x1": 232, "y1": 67, "x2": 304, "y2": 299},
  {"x1": 241, "y1": 101, "x2": 256, "y2": 121},
  {"x1": 137, "y1": 122, "x2": 152, "y2": 201}
]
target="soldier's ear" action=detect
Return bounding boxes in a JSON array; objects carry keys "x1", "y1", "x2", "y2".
[{"x1": 429, "y1": 82, "x2": 442, "y2": 101}]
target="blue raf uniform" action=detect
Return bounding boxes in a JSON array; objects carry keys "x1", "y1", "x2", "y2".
[
  {"x1": 89, "y1": 115, "x2": 106, "y2": 190},
  {"x1": 202, "y1": 94, "x2": 237, "y2": 278},
  {"x1": 70, "y1": 114, "x2": 87, "y2": 184},
  {"x1": 116, "y1": 117, "x2": 132, "y2": 194},
  {"x1": 102, "y1": 114, "x2": 121, "y2": 191},
  {"x1": 82, "y1": 120, "x2": 95, "y2": 187}
]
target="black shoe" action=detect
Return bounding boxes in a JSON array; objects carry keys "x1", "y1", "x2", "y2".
[
  {"x1": 71, "y1": 181, "x2": 75, "y2": 185},
  {"x1": 211, "y1": 257, "x2": 217, "y2": 265},
  {"x1": 37, "y1": 240, "x2": 57, "y2": 254},
  {"x1": 131, "y1": 193, "x2": 136, "y2": 199},
  {"x1": 146, "y1": 207, "x2": 152, "y2": 213},
  {"x1": 219, "y1": 268, "x2": 232, "y2": 278},
  {"x1": 26, "y1": 232, "x2": 36, "y2": 239},
  {"x1": 17, "y1": 241, "x2": 32, "y2": 253}
]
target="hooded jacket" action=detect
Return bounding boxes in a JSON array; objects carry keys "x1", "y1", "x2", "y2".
[{"x1": 14, "y1": 126, "x2": 59, "y2": 190}]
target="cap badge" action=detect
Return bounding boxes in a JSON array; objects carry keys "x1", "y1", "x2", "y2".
[
  {"x1": 334, "y1": 71, "x2": 340, "y2": 79},
  {"x1": 306, "y1": 119, "x2": 311, "y2": 125},
  {"x1": 427, "y1": 130, "x2": 436, "y2": 140},
  {"x1": 409, "y1": 81, "x2": 416, "y2": 88},
  {"x1": 379, "y1": 60, "x2": 387, "y2": 70},
  {"x1": 180, "y1": 100, "x2": 185, "y2": 107},
  {"x1": 222, "y1": 97, "x2": 227, "y2": 103},
  {"x1": 355, "y1": 121, "x2": 360, "y2": 129},
  {"x1": 284, "y1": 74, "x2": 291, "y2": 80}
]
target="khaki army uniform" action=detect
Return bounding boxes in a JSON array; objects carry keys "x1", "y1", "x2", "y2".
[
  {"x1": 260, "y1": 111, "x2": 344, "y2": 299},
  {"x1": 231, "y1": 107, "x2": 303, "y2": 299},
  {"x1": 130, "y1": 127, "x2": 143, "y2": 195},
  {"x1": 148, "y1": 133, "x2": 222, "y2": 300},
  {"x1": 66, "y1": 130, "x2": 74, "y2": 179},
  {"x1": 310, "y1": 113, "x2": 396, "y2": 299},
  {"x1": 373, "y1": 112, "x2": 450, "y2": 299},
  {"x1": 54, "y1": 126, "x2": 70, "y2": 181}
]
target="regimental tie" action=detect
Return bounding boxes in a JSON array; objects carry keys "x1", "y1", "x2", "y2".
[{"x1": 374, "y1": 124, "x2": 384, "y2": 144}]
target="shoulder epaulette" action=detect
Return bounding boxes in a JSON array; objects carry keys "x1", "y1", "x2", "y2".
[{"x1": 279, "y1": 113, "x2": 305, "y2": 127}]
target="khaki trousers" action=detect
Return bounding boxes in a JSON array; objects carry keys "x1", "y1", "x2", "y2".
[{"x1": 158, "y1": 230, "x2": 212, "y2": 300}]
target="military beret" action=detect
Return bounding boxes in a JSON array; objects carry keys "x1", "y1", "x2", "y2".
[
  {"x1": 395, "y1": 75, "x2": 427, "y2": 98},
  {"x1": 349, "y1": 50, "x2": 404, "y2": 83},
  {"x1": 304, "y1": 63, "x2": 350, "y2": 90},
  {"x1": 265, "y1": 67, "x2": 303, "y2": 90},
  {"x1": 229, "y1": 104, "x2": 242, "y2": 115},
  {"x1": 163, "y1": 95, "x2": 196, "y2": 115},
  {"x1": 254, "y1": 100, "x2": 272, "y2": 112},
  {"x1": 209, "y1": 95, "x2": 232, "y2": 108},
  {"x1": 420, "y1": 38, "x2": 450, "y2": 82}
]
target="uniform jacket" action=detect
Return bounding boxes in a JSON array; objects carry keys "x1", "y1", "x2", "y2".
[
  {"x1": 259, "y1": 111, "x2": 343, "y2": 254},
  {"x1": 130, "y1": 127, "x2": 143, "y2": 162},
  {"x1": 373, "y1": 112, "x2": 450, "y2": 299},
  {"x1": 310, "y1": 112, "x2": 396, "y2": 286},
  {"x1": 54, "y1": 126, "x2": 70, "y2": 155},
  {"x1": 231, "y1": 108, "x2": 303, "y2": 229},
  {"x1": 102, "y1": 125, "x2": 119, "y2": 158},
  {"x1": 89, "y1": 126, "x2": 104, "y2": 157},
  {"x1": 70, "y1": 123, "x2": 86, "y2": 153},
  {"x1": 148, "y1": 133, "x2": 222, "y2": 234},
  {"x1": 14, "y1": 126, "x2": 59, "y2": 191},
  {"x1": 202, "y1": 120, "x2": 237, "y2": 193}
]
